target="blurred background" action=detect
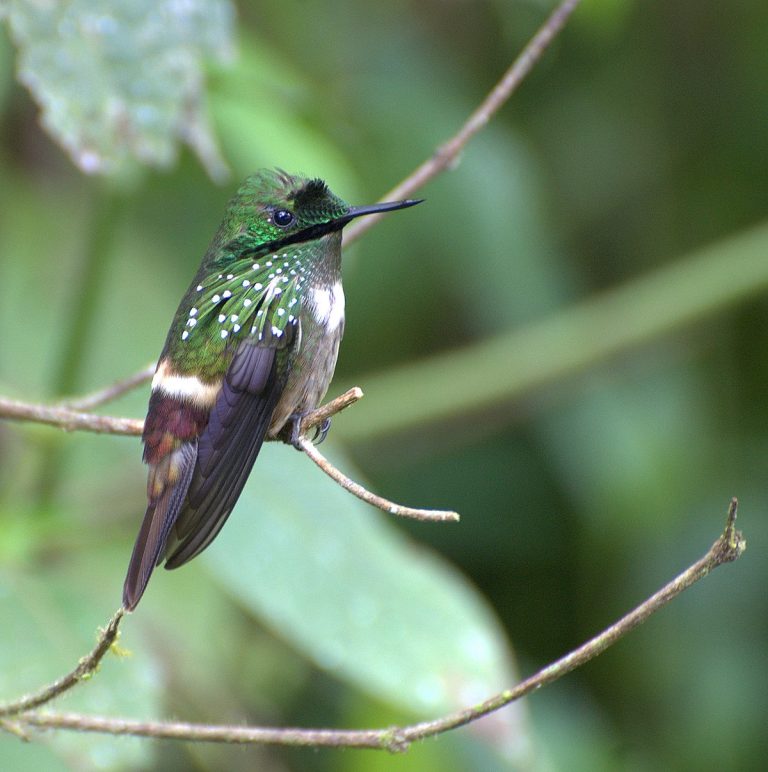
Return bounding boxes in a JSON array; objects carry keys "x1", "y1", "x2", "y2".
[{"x1": 0, "y1": 0, "x2": 766, "y2": 769}]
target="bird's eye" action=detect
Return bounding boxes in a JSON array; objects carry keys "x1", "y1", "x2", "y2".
[{"x1": 273, "y1": 209, "x2": 294, "y2": 227}]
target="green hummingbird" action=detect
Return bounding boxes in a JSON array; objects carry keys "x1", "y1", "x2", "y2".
[{"x1": 123, "y1": 169, "x2": 421, "y2": 610}]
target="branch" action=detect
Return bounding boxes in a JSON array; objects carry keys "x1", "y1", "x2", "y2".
[
  {"x1": 298, "y1": 387, "x2": 364, "y2": 435},
  {"x1": 0, "y1": 389, "x2": 362, "y2": 440},
  {"x1": 0, "y1": 396, "x2": 144, "y2": 436},
  {"x1": 294, "y1": 388, "x2": 459, "y2": 522},
  {"x1": 297, "y1": 435, "x2": 459, "y2": 523},
  {"x1": 9, "y1": 500, "x2": 745, "y2": 749},
  {"x1": 343, "y1": 0, "x2": 583, "y2": 246},
  {"x1": 393, "y1": 498, "x2": 746, "y2": 746},
  {"x1": 0, "y1": 385, "x2": 449, "y2": 521},
  {"x1": 0, "y1": 609, "x2": 124, "y2": 717}
]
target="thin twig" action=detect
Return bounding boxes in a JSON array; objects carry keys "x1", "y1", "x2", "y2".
[
  {"x1": 12, "y1": 501, "x2": 745, "y2": 748},
  {"x1": 343, "y1": 0, "x2": 583, "y2": 246},
  {"x1": 297, "y1": 435, "x2": 460, "y2": 522},
  {"x1": 392, "y1": 498, "x2": 746, "y2": 747},
  {"x1": 0, "y1": 389, "x2": 363, "y2": 440},
  {"x1": 60, "y1": 363, "x2": 155, "y2": 410},
  {"x1": 0, "y1": 609, "x2": 124, "y2": 717},
  {"x1": 0, "y1": 396, "x2": 143, "y2": 436},
  {"x1": 0, "y1": 718, "x2": 29, "y2": 741},
  {"x1": 0, "y1": 386, "x2": 440, "y2": 522},
  {"x1": 299, "y1": 387, "x2": 364, "y2": 434}
]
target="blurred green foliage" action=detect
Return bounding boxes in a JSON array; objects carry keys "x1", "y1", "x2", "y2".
[{"x1": 1, "y1": 0, "x2": 767, "y2": 770}]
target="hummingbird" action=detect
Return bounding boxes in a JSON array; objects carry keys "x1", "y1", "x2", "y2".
[{"x1": 122, "y1": 169, "x2": 421, "y2": 610}]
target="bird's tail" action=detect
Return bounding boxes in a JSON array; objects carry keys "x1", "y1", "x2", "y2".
[{"x1": 122, "y1": 442, "x2": 196, "y2": 610}]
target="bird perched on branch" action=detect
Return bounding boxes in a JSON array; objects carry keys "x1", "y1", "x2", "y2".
[{"x1": 122, "y1": 169, "x2": 420, "y2": 610}]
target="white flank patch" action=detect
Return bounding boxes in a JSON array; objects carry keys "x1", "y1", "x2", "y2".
[
  {"x1": 310, "y1": 281, "x2": 345, "y2": 331},
  {"x1": 152, "y1": 359, "x2": 219, "y2": 405}
]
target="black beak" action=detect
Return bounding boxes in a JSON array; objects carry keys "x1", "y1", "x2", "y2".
[
  {"x1": 257, "y1": 198, "x2": 424, "y2": 254},
  {"x1": 340, "y1": 198, "x2": 424, "y2": 225}
]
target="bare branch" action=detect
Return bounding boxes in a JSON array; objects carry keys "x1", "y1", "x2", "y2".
[
  {"x1": 391, "y1": 498, "x2": 746, "y2": 747},
  {"x1": 0, "y1": 386, "x2": 450, "y2": 523},
  {"x1": 0, "y1": 718, "x2": 30, "y2": 741},
  {"x1": 15, "y1": 712, "x2": 389, "y2": 747},
  {"x1": 298, "y1": 387, "x2": 364, "y2": 434},
  {"x1": 0, "y1": 609, "x2": 124, "y2": 717},
  {"x1": 343, "y1": 0, "x2": 584, "y2": 246},
  {"x1": 0, "y1": 396, "x2": 143, "y2": 436},
  {"x1": 11, "y1": 501, "x2": 745, "y2": 749},
  {"x1": 297, "y1": 434, "x2": 460, "y2": 523},
  {"x1": 0, "y1": 389, "x2": 363, "y2": 440}
]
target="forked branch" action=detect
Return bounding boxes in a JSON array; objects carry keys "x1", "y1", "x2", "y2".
[
  {"x1": 0, "y1": 610, "x2": 124, "y2": 718},
  {"x1": 0, "y1": 386, "x2": 451, "y2": 522},
  {"x1": 297, "y1": 435, "x2": 460, "y2": 522},
  {"x1": 3, "y1": 500, "x2": 745, "y2": 750}
]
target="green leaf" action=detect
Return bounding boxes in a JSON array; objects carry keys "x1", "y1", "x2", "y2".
[
  {"x1": 205, "y1": 442, "x2": 531, "y2": 762},
  {"x1": 2, "y1": 0, "x2": 234, "y2": 179}
]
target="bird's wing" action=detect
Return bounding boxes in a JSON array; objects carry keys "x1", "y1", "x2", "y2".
[
  {"x1": 122, "y1": 337, "x2": 293, "y2": 609},
  {"x1": 123, "y1": 265, "x2": 302, "y2": 610},
  {"x1": 162, "y1": 337, "x2": 289, "y2": 569},
  {"x1": 163, "y1": 271, "x2": 302, "y2": 569}
]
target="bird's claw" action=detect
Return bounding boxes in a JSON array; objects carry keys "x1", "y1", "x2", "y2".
[
  {"x1": 288, "y1": 413, "x2": 332, "y2": 449},
  {"x1": 312, "y1": 417, "x2": 332, "y2": 445}
]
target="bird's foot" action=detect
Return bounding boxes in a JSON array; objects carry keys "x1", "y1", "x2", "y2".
[
  {"x1": 288, "y1": 412, "x2": 306, "y2": 449},
  {"x1": 288, "y1": 412, "x2": 332, "y2": 449}
]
